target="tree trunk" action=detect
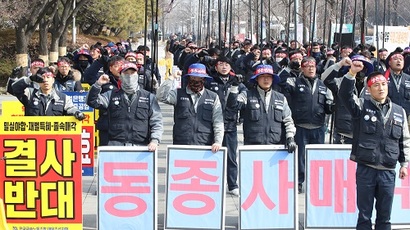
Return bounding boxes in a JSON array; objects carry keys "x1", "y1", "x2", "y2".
[
  {"x1": 14, "y1": 0, "x2": 57, "y2": 66},
  {"x1": 302, "y1": 0, "x2": 308, "y2": 43},
  {"x1": 392, "y1": 0, "x2": 398, "y2": 26},
  {"x1": 84, "y1": 22, "x2": 98, "y2": 35},
  {"x1": 39, "y1": 18, "x2": 49, "y2": 64},
  {"x1": 15, "y1": 26, "x2": 31, "y2": 68},
  {"x1": 50, "y1": 34, "x2": 60, "y2": 63},
  {"x1": 59, "y1": 25, "x2": 69, "y2": 56}
]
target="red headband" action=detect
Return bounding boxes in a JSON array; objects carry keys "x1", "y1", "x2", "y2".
[
  {"x1": 301, "y1": 60, "x2": 316, "y2": 67},
  {"x1": 57, "y1": 61, "x2": 70, "y2": 67},
  {"x1": 390, "y1": 53, "x2": 404, "y2": 61},
  {"x1": 290, "y1": 53, "x2": 303, "y2": 60},
  {"x1": 368, "y1": 75, "x2": 387, "y2": 87},
  {"x1": 31, "y1": 61, "x2": 45, "y2": 68}
]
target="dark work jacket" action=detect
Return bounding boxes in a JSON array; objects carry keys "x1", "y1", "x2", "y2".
[
  {"x1": 25, "y1": 90, "x2": 67, "y2": 116},
  {"x1": 206, "y1": 74, "x2": 247, "y2": 132},
  {"x1": 107, "y1": 89, "x2": 152, "y2": 145},
  {"x1": 290, "y1": 77, "x2": 329, "y2": 126},
  {"x1": 323, "y1": 68, "x2": 365, "y2": 136},
  {"x1": 388, "y1": 72, "x2": 410, "y2": 116},
  {"x1": 137, "y1": 67, "x2": 156, "y2": 93},
  {"x1": 340, "y1": 77, "x2": 406, "y2": 169},
  {"x1": 243, "y1": 89, "x2": 286, "y2": 145},
  {"x1": 351, "y1": 100, "x2": 404, "y2": 169},
  {"x1": 54, "y1": 71, "x2": 82, "y2": 92},
  {"x1": 173, "y1": 88, "x2": 217, "y2": 145}
]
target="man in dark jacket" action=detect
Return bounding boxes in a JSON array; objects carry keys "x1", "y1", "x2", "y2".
[
  {"x1": 207, "y1": 56, "x2": 247, "y2": 196},
  {"x1": 339, "y1": 65, "x2": 409, "y2": 230},
  {"x1": 157, "y1": 63, "x2": 224, "y2": 153},
  {"x1": 83, "y1": 55, "x2": 124, "y2": 146},
  {"x1": 54, "y1": 57, "x2": 83, "y2": 92},
  {"x1": 12, "y1": 67, "x2": 85, "y2": 120},
  {"x1": 282, "y1": 57, "x2": 334, "y2": 193},
  {"x1": 86, "y1": 61, "x2": 163, "y2": 150},
  {"x1": 228, "y1": 64, "x2": 296, "y2": 149}
]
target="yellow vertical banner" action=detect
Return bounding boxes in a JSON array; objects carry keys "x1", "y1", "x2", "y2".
[{"x1": 0, "y1": 116, "x2": 83, "y2": 230}]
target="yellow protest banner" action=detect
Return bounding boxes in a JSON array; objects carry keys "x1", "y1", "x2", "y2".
[{"x1": 0, "y1": 116, "x2": 83, "y2": 230}]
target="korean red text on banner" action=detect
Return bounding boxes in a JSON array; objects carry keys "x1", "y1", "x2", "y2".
[
  {"x1": 0, "y1": 116, "x2": 83, "y2": 230},
  {"x1": 305, "y1": 145, "x2": 410, "y2": 228},
  {"x1": 98, "y1": 148, "x2": 157, "y2": 230},
  {"x1": 165, "y1": 146, "x2": 226, "y2": 230},
  {"x1": 239, "y1": 146, "x2": 296, "y2": 229},
  {"x1": 81, "y1": 125, "x2": 94, "y2": 176}
]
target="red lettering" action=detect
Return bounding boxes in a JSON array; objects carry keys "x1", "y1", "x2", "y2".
[
  {"x1": 334, "y1": 159, "x2": 356, "y2": 213},
  {"x1": 101, "y1": 162, "x2": 150, "y2": 194},
  {"x1": 242, "y1": 161, "x2": 276, "y2": 210},
  {"x1": 279, "y1": 160, "x2": 292, "y2": 214},
  {"x1": 394, "y1": 167, "x2": 410, "y2": 209},
  {"x1": 170, "y1": 159, "x2": 220, "y2": 215},
  {"x1": 173, "y1": 193, "x2": 215, "y2": 215},
  {"x1": 105, "y1": 196, "x2": 147, "y2": 217},
  {"x1": 310, "y1": 160, "x2": 332, "y2": 206}
]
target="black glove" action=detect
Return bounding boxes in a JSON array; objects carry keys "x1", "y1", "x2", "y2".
[
  {"x1": 98, "y1": 48, "x2": 110, "y2": 66},
  {"x1": 197, "y1": 49, "x2": 209, "y2": 58},
  {"x1": 74, "y1": 111, "x2": 85, "y2": 121},
  {"x1": 236, "y1": 74, "x2": 244, "y2": 83},
  {"x1": 279, "y1": 58, "x2": 289, "y2": 67},
  {"x1": 29, "y1": 74, "x2": 44, "y2": 83},
  {"x1": 11, "y1": 66, "x2": 23, "y2": 78},
  {"x1": 231, "y1": 77, "x2": 240, "y2": 86},
  {"x1": 289, "y1": 61, "x2": 300, "y2": 70},
  {"x1": 266, "y1": 58, "x2": 274, "y2": 65},
  {"x1": 286, "y1": 137, "x2": 297, "y2": 153}
]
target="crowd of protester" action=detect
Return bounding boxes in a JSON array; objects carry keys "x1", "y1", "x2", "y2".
[{"x1": 7, "y1": 33, "x2": 410, "y2": 228}]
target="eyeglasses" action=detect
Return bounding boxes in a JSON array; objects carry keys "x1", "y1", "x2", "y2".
[{"x1": 189, "y1": 46, "x2": 198, "y2": 49}]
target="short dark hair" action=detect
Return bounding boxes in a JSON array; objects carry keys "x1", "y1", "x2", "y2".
[
  {"x1": 57, "y1": 56, "x2": 72, "y2": 64},
  {"x1": 137, "y1": 45, "x2": 150, "y2": 52},
  {"x1": 108, "y1": 56, "x2": 125, "y2": 67},
  {"x1": 378, "y1": 48, "x2": 388, "y2": 53},
  {"x1": 215, "y1": 55, "x2": 231, "y2": 64}
]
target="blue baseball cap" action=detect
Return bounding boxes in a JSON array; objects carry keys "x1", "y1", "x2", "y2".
[
  {"x1": 183, "y1": 63, "x2": 212, "y2": 79},
  {"x1": 249, "y1": 65, "x2": 280, "y2": 84}
]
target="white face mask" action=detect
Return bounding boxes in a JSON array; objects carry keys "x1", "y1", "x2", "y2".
[
  {"x1": 275, "y1": 57, "x2": 283, "y2": 63},
  {"x1": 120, "y1": 73, "x2": 139, "y2": 94}
]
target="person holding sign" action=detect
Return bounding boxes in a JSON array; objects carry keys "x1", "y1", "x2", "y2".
[
  {"x1": 86, "y1": 61, "x2": 163, "y2": 151},
  {"x1": 11, "y1": 67, "x2": 85, "y2": 120},
  {"x1": 339, "y1": 63, "x2": 410, "y2": 230},
  {"x1": 227, "y1": 64, "x2": 297, "y2": 150},
  {"x1": 157, "y1": 63, "x2": 224, "y2": 153}
]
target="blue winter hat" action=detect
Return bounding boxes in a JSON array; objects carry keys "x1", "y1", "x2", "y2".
[
  {"x1": 73, "y1": 49, "x2": 93, "y2": 63},
  {"x1": 249, "y1": 65, "x2": 280, "y2": 84},
  {"x1": 183, "y1": 63, "x2": 212, "y2": 78}
]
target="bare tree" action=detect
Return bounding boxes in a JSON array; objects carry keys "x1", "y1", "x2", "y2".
[
  {"x1": 39, "y1": 3, "x2": 59, "y2": 64},
  {"x1": 7, "y1": 0, "x2": 57, "y2": 66},
  {"x1": 48, "y1": 0, "x2": 87, "y2": 62}
]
